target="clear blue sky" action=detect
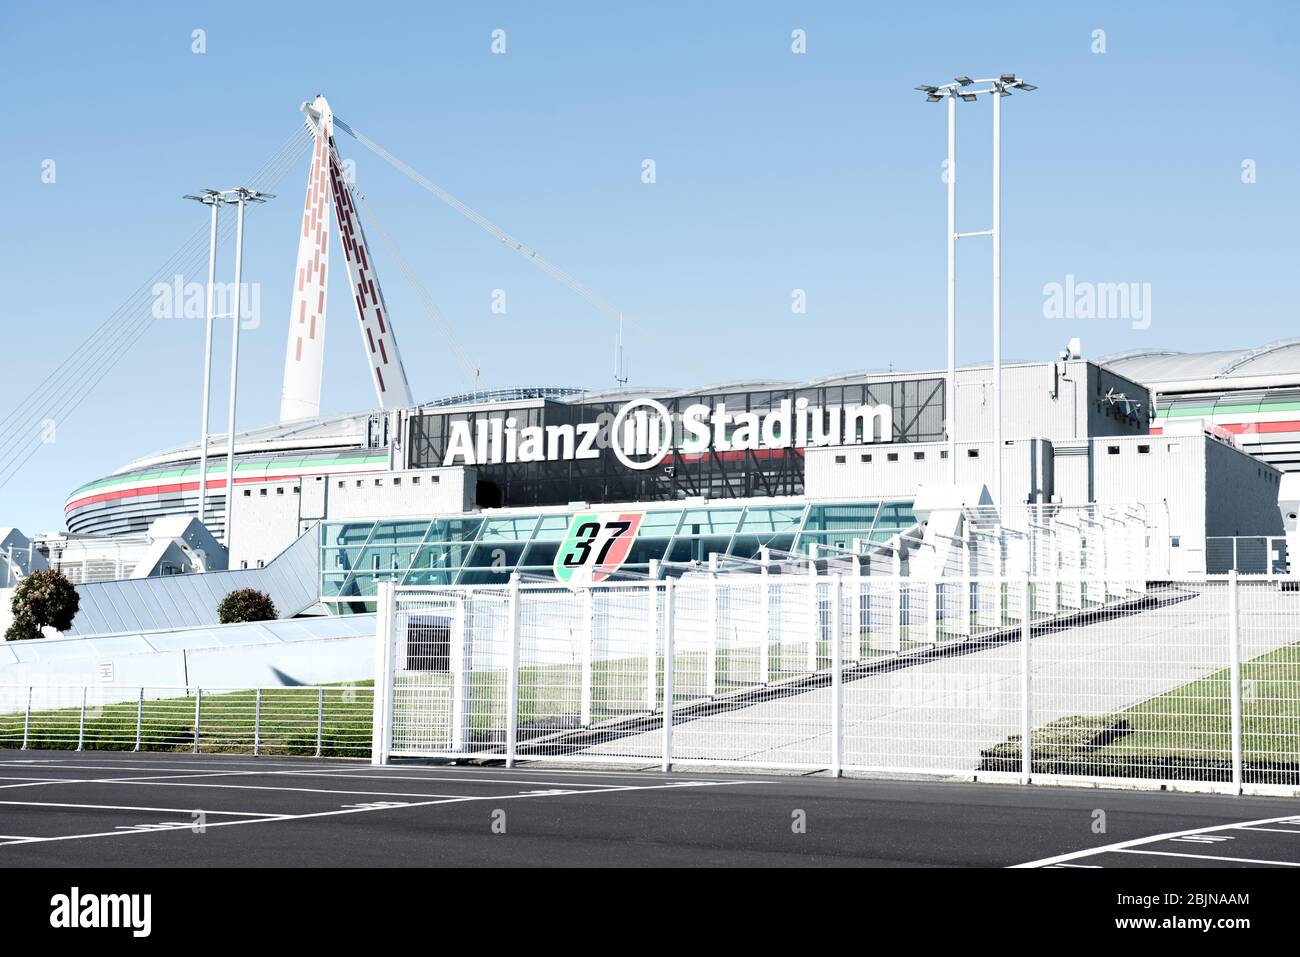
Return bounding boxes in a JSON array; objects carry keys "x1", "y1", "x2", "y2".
[{"x1": 1, "y1": 1, "x2": 1297, "y2": 532}]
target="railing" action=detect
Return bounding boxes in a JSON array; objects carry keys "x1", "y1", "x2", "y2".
[
  {"x1": 373, "y1": 571, "x2": 1300, "y2": 796},
  {"x1": 0, "y1": 685, "x2": 373, "y2": 756}
]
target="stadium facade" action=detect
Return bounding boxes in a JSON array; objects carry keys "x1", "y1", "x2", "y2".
[{"x1": 16, "y1": 95, "x2": 1298, "y2": 622}]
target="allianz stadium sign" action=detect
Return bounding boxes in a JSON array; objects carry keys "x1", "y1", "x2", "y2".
[{"x1": 440, "y1": 397, "x2": 895, "y2": 471}]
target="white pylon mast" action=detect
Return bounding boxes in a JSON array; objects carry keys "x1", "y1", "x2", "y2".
[{"x1": 280, "y1": 95, "x2": 414, "y2": 422}]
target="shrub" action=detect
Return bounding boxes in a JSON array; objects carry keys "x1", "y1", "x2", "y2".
[
  {"x1": 217, "y1": 588, "x2": 278, "y2": 624},
  {"x1": 6, "y1": 569, "x2": 80, "y2": 641}
]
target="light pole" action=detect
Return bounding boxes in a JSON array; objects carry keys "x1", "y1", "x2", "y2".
[
  {"x1": 182, "y1": 189, "x2": 223, "y2": 536},
  {"x1": 219, "y1": 187, "x2": 272, "y2": 555},
  {"x1": 915, "y1": 74, "x2": 1036, "y2": 502}
]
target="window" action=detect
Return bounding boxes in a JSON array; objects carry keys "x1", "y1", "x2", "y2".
[
  {"x1": 834, "y1": 455, "x2": 846, "y2": 464},
  {"x1": 432, "y1": 476, "x2": 440, "y2": 484},
  {"x1": 412, "y1": 476, "x2": 421, "y2": 485},
  {"x1": 292, "y1": 486, "x2": 299, "y2": 493},
  {"x1": 243, "y1": 489, "x2": 251, "y2": 497},
  {"x1": 1171, "y1": 536, "x2": 1181, "y2": 548},
  {"x1": 1107, "y1": 445, "x2": 1120, "y2": 455},
  {"x1": 967, "y1": 448, "x2": 979, "y2": 458},
  {"x1": 913, "y1": 451, "x2": 925, "y2": 461},
  {"x1": 259, "y1": 488, "x2": 268, "y2": 496},
  {"x1": 1137, "y1": 444, "x2": 1150, "y2": 454},
  {"x1": 276, "y1": 487, "x2": 285, "y2": 495},
  {"x1": 860, "y1": 453, "x2": 872, "y2": 463},
  {"x1": 393, "y1": 477, "x2": 402, "y2": 486},
  {"x1": 1168, "y1": 443, "x2": 1181, "y2": 454},
  {"x1": 356, "y1": 480, "x2": 363, "y2": 488},
  {"x1": 338, "y1": 481, "x2": 345, "y2": 489},
  {"x1": 887, "y1": 452, "x2": 899, "y2": 462},
  {"x1": 375, "y1": 479, "x2": 383, "y2": 487},
  {"x1": 941, "y1": 450, "x2": 949, "y2": 459}
]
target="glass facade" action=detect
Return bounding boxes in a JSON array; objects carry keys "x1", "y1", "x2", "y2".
[{"x1": 321, "y1": 498, "x2": 916, "y2": 611}]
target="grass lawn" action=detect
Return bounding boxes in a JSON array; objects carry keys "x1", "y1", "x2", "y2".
[{"x1": 0, "y1": 685, "x2": 375, "y2": 757}]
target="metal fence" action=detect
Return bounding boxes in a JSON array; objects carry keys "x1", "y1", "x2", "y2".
[
  {"x1": 371, "y1": 571, "x2": 1300, "y2": 795},
  {"x1": 0, "y1": 685, "x2": 373, "y2": 756}
]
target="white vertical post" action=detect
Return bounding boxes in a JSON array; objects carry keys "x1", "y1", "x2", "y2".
[
  {"x1": 759, "y1": 546, "x2": 772, "y2": 684},
  {"x1": 646, "y1": 561, "x2": 660, "y2": 710},
  {"x1": 581, "y1": 587, "x2": 594, "y2": 726},
  {"x1": 960, "y1": 525, "x2": 972, "y2": 636},
  {"x1": 370, "y1": 581, "x2": 396, "y2": 766},
  {"x1": 946, "y1": 92, "x2": 958, "y2": 482},
  {"x1": 222, "y1": 195, "x2": 248, "y2": 549},
  {"x1": 135, "y1": 688, "x2": 143, "y2": 752},
  {"x1": 193, "y1": 688, "x2": 202, "y2": 753},
  {"x1": 891, "y1": 542, "x2": 903, "y2": 652},
  {"x1": 991, "y1": 86, "x2": 1002, "y2": 506},
  {"x1": 831, "y1": 574, "x2": 844, "y2": 778},
  {"x1": 76, "y1": 687, "x2": 87, "y2": 751},
  {"x1": 807, "y1": 558, "x2": 820, "y2": 672},
  {"x1": 661, "y1": 580, "x2": 675, "y2": 773},
  {"x1": 851, "y1": 537, "x2": 864, "y2": 659},
  {"x1": 253, "y1": 688, "x2": 262, "y2": 756},
  {"x1": 1021, "y1": 571, "x2": 1032, "y2": 782},
  {"x1": 505, "y1": 574, "x2": 521, "y2": 768},
  {"x1": 450, "y1": 599, "x2": 469, "y2": 753},
  {"x1": 315, "y1": 687, "x2": 324, "y2": 758},
  {"x1": 707, "y1": 553, "x2": 719, "y2": 695},
  {"x1": 928, "y1": 578, "x2": 939, "y2": 644},
  {"x1": 196, "y1": 198, "x2": 219, "y2": 528},
  {"x1": 1228, "y1": 570, "x2": 1243, "y2": 794},
  {"x1": 21, "y1": 686, "x2": 31, "y2": 750}
]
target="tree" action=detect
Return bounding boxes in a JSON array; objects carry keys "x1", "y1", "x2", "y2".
[
  {"x1": 217, "y1": 588, "x2": 277, "y2": 624},
  {"x1": 6, "y1": 569, "x2": 80, "y2": 641}
]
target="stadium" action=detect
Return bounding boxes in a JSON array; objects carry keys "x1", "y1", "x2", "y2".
[{"x1": 5, "y1": 85, "x2": 1300, "y2": 856}]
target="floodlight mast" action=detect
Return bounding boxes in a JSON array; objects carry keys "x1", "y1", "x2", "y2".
[
  {"x1": 182, "y1": 189, "x2": 223, "y2": 534},
  {"x1": 915, "y1": 74, "x2": 1035, "y2": 502}
]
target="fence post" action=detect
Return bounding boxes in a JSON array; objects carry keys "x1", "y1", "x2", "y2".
[
  {"x1": 647, "y1": 561, "x2": 660, "y2": 710},
  {"x1": 253, "y1": 688, "x2": 262, "y2": 757},
  {"x1": 315, "y1": 687, "x2": 324, "y2": 758},
  {"x1": 831, "y1": 574, "x2": 844, "y2": 778},
  {"x1": 851, "y1": 538, "x2": 864, "y2": 659},
  {"x1": 1021, "y1": 572, "x2": 1032, "y2": 783},
  {"x1": 21, "y1": 686, "x2": 31, "y2": 750},
  {"x1": 807, "y1": 557, "x2": 820, "y2": 672},
  {"x1": 134, "y1": 688, "x2": 143, "y2": 752},
  {"x1": 928, "y1": 579, "x2": 939, "y2": 644},
  {"x1": 1228, "y1": 570, "x2": 1244, "y2": 794},
  {"x1": 76, "y1": 687, "x2": 87, "y2": 751},
  {"x1": 505, "y1": 574, "x2": 521, "y2": 768},
  {"x1": 707, "y1": 553, "x2": 720, "y2": 695},
  {"x1": 193, "y1": 688, "x2": 202, "y2": 754},
  {"x1": 450, "y1": 599, "x2": 469, "y2": 753},
  {"x1": 370, "y1": 581, "x2": 396, "y2": 766},
  {"x1": 759, "y1": 547, "x2": 771, "y2": 685},
  {"x1": 661, "y1": 579, "x2": 675, "y2": 773},
  {"x1": 580, "y1": 587, "x2": 594, "y2": 727}
]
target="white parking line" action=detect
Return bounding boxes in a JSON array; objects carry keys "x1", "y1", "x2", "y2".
[
  {"x1": 1114, "y1": 848, "x2": 1300, "y2": 867},
  {"x1": 1015, "y1": 815, "x2": 1300, "y2": 868},
  {"x1": 0, "y1": 779, "x2": 762, "y2": 849}
]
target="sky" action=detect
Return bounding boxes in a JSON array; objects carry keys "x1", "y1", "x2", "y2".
[{"x1": 0, "y1": 1, "x2": 1297, "y2": 532}]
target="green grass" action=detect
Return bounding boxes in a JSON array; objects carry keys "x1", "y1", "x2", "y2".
[
  {"x1": 0, "y1": 685, "x2": 375, "y2": 757},
  {"x1": 981, "y1": 642, "x2": 1300, "y2": 784}
]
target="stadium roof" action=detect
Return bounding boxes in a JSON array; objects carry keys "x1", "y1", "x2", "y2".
[{"x1": 1098, "y1": 339, "x2": 1300, "y2": 384}]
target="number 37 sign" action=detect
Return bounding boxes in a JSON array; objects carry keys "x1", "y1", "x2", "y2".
[{"x1": 553, "y1": 512, "x2": 645, "y2": 588}]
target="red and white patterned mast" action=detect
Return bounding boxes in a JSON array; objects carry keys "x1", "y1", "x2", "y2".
[{"x1": 279, "y1": 95, "x2": 413, "y2": 422}]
